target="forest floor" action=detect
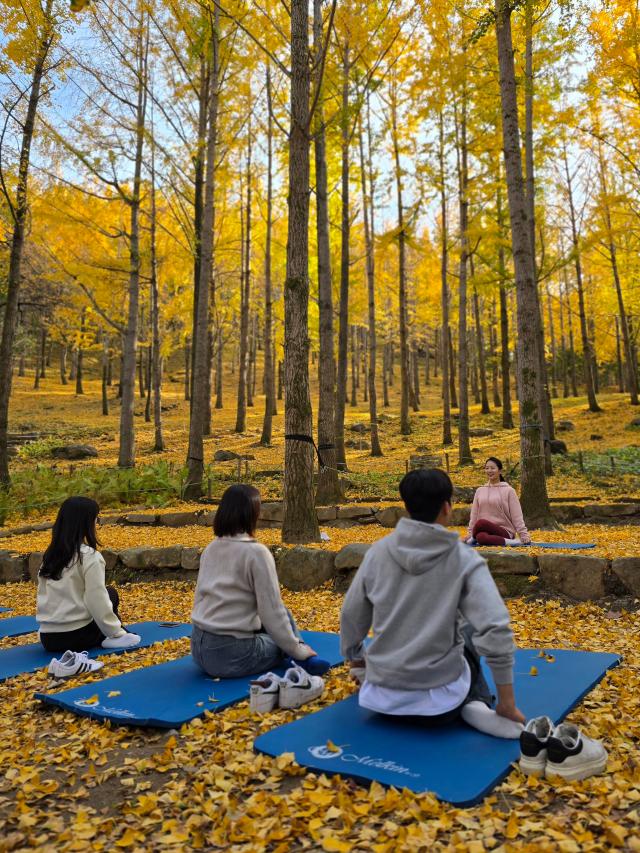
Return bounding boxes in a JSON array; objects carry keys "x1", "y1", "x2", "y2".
[
  {"x1": 0, "y1": 581, "x2": 639, "y2": 851},
  {"x1": 2, "y1": 377, "x2": 640, "y2": 849}
]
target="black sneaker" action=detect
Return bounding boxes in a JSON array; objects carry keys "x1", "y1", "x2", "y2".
[
  {"x1": 519, "y1": 715, "x2": 553, "y2": 776},
  {"x1": 545, "y1": 723, "x2": 607, "y2": 781}
]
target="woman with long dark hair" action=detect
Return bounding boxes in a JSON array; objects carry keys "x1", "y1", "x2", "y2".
[
  {"x1": 191, "y1": 484, "x2": 329, "y2": 697},
  {"x1": 465, "y1": 457, "x2": 531, "y2": 547},
  {"x1": 37, "y1": 497, "x2": 140, "y2": 660}
]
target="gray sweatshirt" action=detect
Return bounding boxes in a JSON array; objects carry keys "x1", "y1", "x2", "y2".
[
  {"x1": 340, "y1": 517, "x2": 515, "y2": 690},
  {"x1": 191, "y1": 534, "x2": 314, "y2": 660}
]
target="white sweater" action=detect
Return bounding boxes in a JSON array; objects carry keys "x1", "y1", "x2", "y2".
[{"x1": 37, "y1": 545, "x2": 124, "y2": 637}]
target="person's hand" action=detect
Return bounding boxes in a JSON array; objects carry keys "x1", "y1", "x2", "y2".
[
  {"x1": 496, "y1": 701, "x2": 526, "y2": 724},
  {"x1": 348, "y1": 659, "x2": 366, "y2": 684},
  {"x1": 305, "y1": 646, "x2": 318, "y2": 657},
  {"x1": 520, "y1": 533, "x2": 532, "y2": 545},
  {"x1": 464, "y1": 535, "x2": 474, "y2": 544},
  {"x1": 101, "y1": 631, "x2": 141, "y2": 649}
]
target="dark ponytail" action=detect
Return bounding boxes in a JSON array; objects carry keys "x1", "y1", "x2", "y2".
[
  {"x1": 40, "y1": 497, "x2": 100, "y2": 580},
  {"x1": 486, "y1": 456, "x2": 505, "y2": 482}
]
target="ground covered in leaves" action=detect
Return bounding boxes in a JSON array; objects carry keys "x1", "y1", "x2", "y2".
[
  {"x1": 0, "y1": 581, "x2": 639, "y2": 851},
  {"x1": 2, "y1": 521, "x2": 640, "y2": 562}
]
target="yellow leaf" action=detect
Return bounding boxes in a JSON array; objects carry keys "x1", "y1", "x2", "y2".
[
  {"x1": 326, "y1": 740, "x2": 341, "y2": 753},
  {"x1": 321, "y1": 838, "x2": 353, "y2": 853},
  {"x1": 546, "y1": 655, "x2": 555, "y2": 663},
  {"x1": 529, "y1": 666, "x2": 538, "y2": 676},
  {"x1": 505, "y1": 813, "x2": 519, "y2": 839},
  {"x1": 80, "y1": 695, "x2": 99, "y2": 706},
  {"x1": 107, "y1": 691, "x2": 121, "y2": 698}
]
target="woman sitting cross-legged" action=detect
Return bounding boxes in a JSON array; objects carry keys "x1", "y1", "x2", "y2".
[
  {"x1": 465, "y1": 457, "x2": 532, "y2": 547},
  {"x1": 191, "y1": 484, "x2": 329, "y2": 679},
  {"x1": 37, "y1": 497, "x2": 141, "y2": 675}
]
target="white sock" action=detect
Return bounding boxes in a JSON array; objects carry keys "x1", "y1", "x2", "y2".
[
  {"x1": 461, "y1": 701, "x2": 524, "y2": 739},
  {"x1": 504, "y1": 538, "x2": 519, "y2": 546}
]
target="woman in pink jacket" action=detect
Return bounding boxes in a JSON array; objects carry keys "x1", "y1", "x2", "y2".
[{"x1": 465, "y1": 458, "x2": 532, "y2": 546}]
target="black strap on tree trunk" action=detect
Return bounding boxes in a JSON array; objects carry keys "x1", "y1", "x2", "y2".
[{"x1": 285, "y1": 433, "x2": 327, "y2": 470}]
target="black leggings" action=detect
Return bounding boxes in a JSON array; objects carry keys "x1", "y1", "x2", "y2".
[{"x1": 40, "y1": 587, "x2": 120, "y2": 653}]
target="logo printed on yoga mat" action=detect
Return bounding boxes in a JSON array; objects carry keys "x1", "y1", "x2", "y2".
[
  {"x1": 73, "y1": 699, "x2": 136, "y2": 718},
  {"x1": 308, "y1": 745, "x2": 420, "y2": 779}
]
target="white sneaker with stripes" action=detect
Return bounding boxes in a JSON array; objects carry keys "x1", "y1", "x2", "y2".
[{"x1": 47, "y1": 651, "x2": 104, "y2": 680}]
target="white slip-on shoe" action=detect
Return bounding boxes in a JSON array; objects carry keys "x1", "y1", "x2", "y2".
[
  {"x1": 101, "y1": 632, "x2": 141, "y2": 649},
  {"x1": 545, "y1": 723, "x2": 608, "y2": 782},
  {"x1": 519, "y1": 715, "x2": 554, "y2": 776},
  {"x1": 48, "y1": 650, "x2": 104, "y2": 680},
  {"x1": 249, "y1": 672, "x2": 281, "y2": 714},
  {"x1": 278, "y1": 665, "x2": 324, "y2": 710}
]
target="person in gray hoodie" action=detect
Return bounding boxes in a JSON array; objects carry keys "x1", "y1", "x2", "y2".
[{"x1": 340, "y1": 468, "x2": 525, "y2": 738}]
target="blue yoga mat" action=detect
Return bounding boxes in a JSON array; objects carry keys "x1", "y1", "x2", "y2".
[
  {"x1": 0, "y1": 621, "x2": 191, "y2": 683},
  {"x1": 475, "y1": 542, "x2": 596, "y2": 550},
  {"x1": 254, "y1": 648, "x2": 619, "y2": 806},
  {"x1": 36, "y1": 630, "x2": 343, "y2": 728},
  {"x1": 0, "y1": 615, "x2": 39, "y2": 639},
  {"x1": 0, "y1": 607, "x2": 12, "y2": 613}
]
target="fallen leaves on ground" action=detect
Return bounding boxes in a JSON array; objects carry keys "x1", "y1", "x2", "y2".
[{"x1": 0, "y1": 580, "x2": 639, "y2": 851}]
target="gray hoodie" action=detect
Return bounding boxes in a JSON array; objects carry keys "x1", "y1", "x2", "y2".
[{"x1": 340, "y1": 517, "x2": 515, "y2": 690}]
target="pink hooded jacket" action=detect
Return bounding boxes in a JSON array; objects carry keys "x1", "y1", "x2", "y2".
[{"x1": 467, "y1": 481, "x2": 528, "y2": 539}]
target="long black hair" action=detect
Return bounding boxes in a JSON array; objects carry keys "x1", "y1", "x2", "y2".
[
  {"x1": 39, "y1": 497, "x2": 100, "y2": 580},
  {"x1": 214, "y1": 484, "x2": 261, "y2": 537},
  {"x1": 485, "y1": 457, "x2": 506, "y2": 482}
]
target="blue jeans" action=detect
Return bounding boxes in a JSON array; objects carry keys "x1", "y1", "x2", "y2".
[{"x1": 191, "y1": 610, "x2": 301, "y2": 678}]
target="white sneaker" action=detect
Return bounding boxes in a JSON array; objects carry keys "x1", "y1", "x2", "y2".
[
  {"x1": 545, "y1": 723, "x2": 607, "y2": 781},
  {"x1": 48, "y1": 650, "x2": 104, "y2": 680},
  {"x1": 249, "y1": 672, "x2": 281, "y2": 714},
  {"x1": 278, "y1": 665, "x2": 324, "y2": 710},
  {"x1": 519, "y1": 715, "x2": 554, "y2": 776}
]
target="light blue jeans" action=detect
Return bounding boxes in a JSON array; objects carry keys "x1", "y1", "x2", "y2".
[{"x1": 191, "y1": 610, "x2": 301, "y2": 678}]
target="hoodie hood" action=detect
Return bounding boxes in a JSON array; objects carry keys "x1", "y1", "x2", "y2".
[{"x1": 387, "y1": 517, "x2": 461, "y2": 575}]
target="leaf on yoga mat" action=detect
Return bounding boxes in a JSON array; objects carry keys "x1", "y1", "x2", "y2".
[
  {"x1": 545, "y1": 655, "x2": 555, "y2": 663},
  {"x1": 326, "y1": 739, "x2": 341, "y2": 754},
  {"x1": 107, "y1": 690, "x2": 121, "y2": 698},
  {"x1": 529, "y1": 667, "x2": 538, "y2": 676},
  {"x1": 78, "y1": 695, "x2": 99, "y2": 706}
]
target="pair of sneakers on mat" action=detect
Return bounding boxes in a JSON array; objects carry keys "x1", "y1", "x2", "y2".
[
  {"x1": 250, "y1": 664, "x2": 325, "y2": 713},
  {"x1": 520, "y1": 716, "x2": 607, "y2": 781},
  {"x1": 48, "y1": 651, "x2": 104, "y2": 681}
]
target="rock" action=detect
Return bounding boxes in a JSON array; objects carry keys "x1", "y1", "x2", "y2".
[
  {"x1": 345, "y1": 439, "x2": 370, "y2": 449},
  {"x1": 450, "y1": 507, "x2": 471, "y2": 526},
  {"x1": 537, "y1": 555, "x2": 607, "y2": 601},
  {"x1": 583, "y1": 503, "x2": 640, "y2": 518},
  {"x1": 337, "y1": 505, "x2": 375, "y2": 520},
  {"x1": 28, "y1": 552, "x2": 44, "y2": 582},
  {"x1": 333, "y1": 568, "x2": 358, "y2": 594},
  {"x1": 197, "y1": 511, "x2": 217, "y2": 527},
  {"x1": 485, "y1": 551, "x2": 537, "y2": 576},
  {"x1": 349, "y1": 423, "x2": 368, "y2": 433},
  {"x1": 32, "y1": 522, "x2": 54, "y2": 532},
  {"x1": 124, "y1": 513, "x2": 158, "y2": 525},
  {"x1": 551, "y1": 504, "x2": 584, "y2": 522},
  {"x1": 629, "y1": 418, "x2": 640, "y2": 427},
  {"x1": 159, "y1": 512, "x2": 199, "y2": 527},
  {"x1": 181, "y1": 547, "x2": 203, "y2": 571},
  {"x1": 556, "y1": 420, "x2": 575, "y2": 432},
  {"x1": 260, "y1": 502, "x2": 284, "y2": 522},
  {"x1": 0, "y1": 553, "x2": 27, "y2": 582},
  {"x1": 611, "y1": 558, "x2": 640, "y2": 597},
  {"x1": 316, "y1": 506, "x2": 338, "y2": 522},
  {"x1": 102, "y1": 549, "x2": 120, "y2": 572},
  {"x1": 276, "y1": 546, "x2": 336, "y2": 591},
  {"x1": 453, "y1": 486, "x2": 476, "y2": 504},
  {"x1": 468, "y1": 428, "x2": 493, "y2": 437},
  {"x1": 141, "y1": 546, "x2": 183, "y2": 569},
  {"x1": 119, "y1": 547, "x2": 149, "y2": 569},
  {"x1": 414, "y1": 445, "x2": 430, "y2": 452},
  {"x1": 214, "y1": 450, "x2": 240, "y2": 461},
  {"x1": 375, "y1": 506, "x2": 408, "y2": 528},
  {"x1": 590, "y1": 434, "x2": 603, "y2": 441},
  {"x1": 334, "y1": 543, "x2": 371, "y2": 571},
  {"x1": 549, "y1": 439, "x2": 568, "y2": 455},
  {"x1": 51, "y1": 444, "x2": 98, "y2": 460},
  {"x1": 326, "y1": 519, "x2": 359, "y2": 529}
]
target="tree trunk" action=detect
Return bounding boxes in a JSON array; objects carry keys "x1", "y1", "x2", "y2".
[
  {"x1": 382, "y1": 342, "x2": 390, "y2": 407},
  {"x1": 76, "y1": 309, "x2": 85, "y2": 396},
  {"x1": 473, "y1": 289, "x2": 490, "y2": 414},
  {"x1": 215, "y1": 327, "x2": 223, "y2": 409},
  {"x1": 236, "y1": 126, "x2": 252, "y2": 433},
  {"x1": 616, "y1": 316, "x2": 625, "y2": 393},
  {"x1": 495, "y1": 0, "x2": 555, "y2": 526},
  {"x1": 454, "y1": 85, "x2": 473, "y2": 465},
  {"x1": 282, "y1": 0, "x2": 320, "y2": 542},
  {"x1": 150, "y1": 135, "x2": 164, "y2": 451},
  {"x1": 190, "y1": 58, "x2": 209, "y2": 409},
  {"x1": 261, "y1": 64, "x2": 277, "y2": 445},
  {"x1": 0, "y1": 4, "x2": 53, "y2": 485},
  {"x1": 184, "y1": 341, "x2": 191, "y2": 401},
  {"x1": 186, "y1": 16, "x2": 219, "y2": 497},
  {"x1": 60, "y1": 345, "x2": 68, "y2": 385},
  {"x1": 390, "y1": 80, "x2": 412, "y2": 435},
  {"x1": 101, "y1": 335, "x2": 109, "y2": 417},
  {"x1": 547, "y1": 287, "x2": 558, "y2": 398},
  {"x1": 118, "y1": 19, "x2": 148, "y2": 468},
  {"x1": 358, "y1": 99, "x2": 382, "y2": 456},
  {"x1": 558, "y1": 280, "x2": 570, "y2": 398},
  {"x1": 334, "y1": 42, "x2": 351, "y2": 466},
  {"x1": 490, "y1": 299, "x2": 501, "y2": 408},
  {"x1": 438, "y1": 113, "x2": 453, "y2": 446},
  {"x1": 448, "y1": 328, "x2": 458, "y2": 410}
]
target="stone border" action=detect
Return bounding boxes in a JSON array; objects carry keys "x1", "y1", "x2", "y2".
[
  {"x1": 1, "y1": 542, "x2": 638, "y2": 603},
  {"x1": 3, "y1": 499, "x2": 639, "y2": 541}
]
